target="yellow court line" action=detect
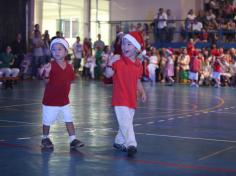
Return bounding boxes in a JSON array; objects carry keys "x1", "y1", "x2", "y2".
[{"x1": 136, "y1": 96, "x2": 225, "y2": 120}]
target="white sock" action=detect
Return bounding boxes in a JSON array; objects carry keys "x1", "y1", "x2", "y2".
[
  {"x1": 42, "y1": 135, "x2": 48, "y2": 139},
  {"x1": 69, "y1": 135, "x2": 76, "y2": 142}
]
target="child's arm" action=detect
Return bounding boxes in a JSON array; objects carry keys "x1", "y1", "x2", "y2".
[
  {"x1": 104, "y1": 55, "x2": 120, "y2": 78},
  {"x1": 137, "y1": 79, "x2": 147, "y2": 102}
]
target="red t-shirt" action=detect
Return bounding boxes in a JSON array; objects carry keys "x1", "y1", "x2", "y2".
[
  {"x1": 112, "y1": 55, "x2": 142, "y2": 109},
  {"x1": 211, "y1": 49, "x2": 220, "y2": 56},
  {"x1": 42, "y1": 60, "x2": 75, "y2": 106},
  {"x1": 187, "y1": 43, "x2": 195, "y2": 58},
  {"x1": 190, "y1": 57, "x2": 202, "y2": 73},
  {"x1": 213, "y1": 61, "x2": 221, "y2": 72}
]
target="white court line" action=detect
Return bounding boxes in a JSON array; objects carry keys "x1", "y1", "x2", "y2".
[
  {"x1": 17, "y1": 137, "x2": 31, "y2": 140},
  {"x1": 147, "y1": 122, "x2": 154, "y2": 124},
  {"x1": 144, "y1": 133, "x2": 236, "y2": 143},
  {"x1": 198, "y1": 146, "x2": 235, "y2": 161},
  {"x1": 168, "y1": 118, "x2": 174, "y2": 121},
  {"x1": 134, "y1": 124, "x2": 142, "y2": 126},
  {"x1": 80, "y1": 128, "x2": 236, "y2": 144},
  {"x1": 0, "y1": 120, "x2": 38, "y2": 125},
  {"x1": 0, "y1": 103, "x2": 40, "y2": 109},
  {"x1": 100, "y1": 128, "x2": 113, "y2": 131},
  {"x1": 177, "y1": 117, "x2": 185, "y2": 119},
  {"x1": 158, "y1": 120, "x2": 165, "y2": 122}
]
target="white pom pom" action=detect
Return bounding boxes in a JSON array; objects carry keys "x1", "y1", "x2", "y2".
[{"x1": 141, "y1": 50, "x2": 146, "y2": 56}]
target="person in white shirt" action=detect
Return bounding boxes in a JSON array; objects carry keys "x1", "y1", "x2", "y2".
[
  {"x1": 166, "y1": 9, "x2": 176, "y2": 42},
  {"x1": 192, "y1": 18, "x2": 203, "y2": 32},
  {"x1": 84, "y1": 50, "x2": 96, "y2": 79},
  {"x1": 186, "y1": 9, "x2": 196, "y2": 20},
  {"x1": 148, "y1": 47, "x2": 159, "y2": 84},
  {"x1": 72, "y1": 36, "x2": 83, "y2": 74},
  {"x1": 156, "y1": 8, "x2": 168, "y2": 42},
  {"x1": 229, "y1": 58, "x2": 236, "y2": 86}
]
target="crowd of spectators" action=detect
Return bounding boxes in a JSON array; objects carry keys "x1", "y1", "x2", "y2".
[
  {"x1": 1, "y1": 0, "x2": 236, "y2": 90},
  {"x1": 119, "y1": 0, "x2": 236, "y2": 43}
]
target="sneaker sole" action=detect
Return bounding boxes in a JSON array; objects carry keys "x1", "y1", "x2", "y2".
[
  {"x1": 127, "y1": 150, "x2": 137, "y2": 157},
  {"x1": 113, "y1": 146, "x2": 127, "y2": 152},
  {"x1": 41, "y1": 144, "x2": 54, "y2": 149},
  {"x1": 70, "y1": 143, "x2": 85, "y2": 149}
]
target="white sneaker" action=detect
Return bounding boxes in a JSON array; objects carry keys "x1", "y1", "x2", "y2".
[{"x1": 190, "y1": 82, "x2": 196, "y2": 87}]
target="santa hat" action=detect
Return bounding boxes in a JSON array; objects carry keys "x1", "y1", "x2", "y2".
[
  {"x1": 123, "y1": 31, "x2": 144, "y2": 51},
  {"x1": 166, "y1": 48, "x2": 174, "y2": 56},
  {"x1": 50, "y1": 38, "x2": 69, "y2": 51}
]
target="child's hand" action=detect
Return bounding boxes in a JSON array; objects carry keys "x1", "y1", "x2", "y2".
[
  {"x1": 141, "y1": 92, "x2": 147, "y2": 103},
  {"x1": 43, "y1": 63, "x2": 51, "y2": 77},
  {"x1": 40, "y1": 63, "x2": 51, "y2": 78},
  {"x1": 108, "y1": 54, "x2": 120, "y2": 66}
]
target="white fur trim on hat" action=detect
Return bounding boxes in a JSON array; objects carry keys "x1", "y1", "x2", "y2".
[
  {"x1": 50, "y1": 38, "x2": 69, "y2": 51},
  {"x1": 123, "y1": 34, "x2": 141, "y2": 50}
]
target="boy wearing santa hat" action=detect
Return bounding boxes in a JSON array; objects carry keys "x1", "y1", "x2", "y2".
[
  {"x1": 105, "y1": 31, "x2": 147, "y2": 157},
  {"x1": 39, "y1": 38, "x2": 84, "y2": 149}
]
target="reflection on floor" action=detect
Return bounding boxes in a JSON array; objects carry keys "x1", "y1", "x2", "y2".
[{"x1": 0, "y1": 79, "x2": 236, "y2": 176}]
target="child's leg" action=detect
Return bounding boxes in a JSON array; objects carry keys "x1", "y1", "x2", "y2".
[
  {"x1": 65, "y1": 122, "x2": 76, "y2": 137},
  {"x1": 43, "y1": 125, "x2": 50, "y2": 137},
  {"x1": 90, "y1": 66, "x2": 95, "y2": 79},
  {"x1": 114, "y1": 106, "x2": 136, "y2": 148},
  {"x1": 41, "y1": 105, "x2": 58, "y2": 148},
  {"x1": 62, "y1": 105, "x2": 76, "y2": 140},
  {"x1": 62, "y1": 105, "x2": 84, "y2": 148},
  {"x1": 199, "y1": 74, "x2": 204, "y2": 85},
  {"x1": 42, "y1": 105, "x2": 59, "y2": 138},
  {"x1": 150, "y1": 70, "x2": 156, "y2": 83},
  {"x1": 115, "y1": 129, "x2": 125, "y2": 145},
  {"x1": 168, "y1": 76, "x2": 174, "y2": 83}
]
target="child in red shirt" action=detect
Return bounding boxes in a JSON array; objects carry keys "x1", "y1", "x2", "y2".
[
  {"x1": 189, "y1": 50, "x2": 202, "y2": 87},
  {"x1": 39, "y1": 38, "x2": 84, "y2": 149},
  {"x1": 212, "y1": 57, "x2": 222, "y2": 88},
  {"x1": 105, "y1": 31, "x2": 147, "y2": 157}
]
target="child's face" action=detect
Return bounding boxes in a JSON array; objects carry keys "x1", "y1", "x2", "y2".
[
  {"x1": 122, "y1": 38, "x2": 138, "y2": 58},
  {"x1": 51, "y1": 43, "x2": 67, "y2": 60}
]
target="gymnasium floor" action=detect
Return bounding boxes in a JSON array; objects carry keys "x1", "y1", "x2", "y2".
[{"x1": 0, "y1": 79, "x2": 236, "y2": 176}]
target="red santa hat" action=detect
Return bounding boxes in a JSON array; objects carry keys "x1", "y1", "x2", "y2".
[
  {"x1": 123, "y1": 31, "x2": 144, "y2": 51},
  {"x1": 50, "y1": 38, "x2": 69, "y2": 51},
  {"x1": 166, "y1": 48, "x2": 174, "y2": 55}
]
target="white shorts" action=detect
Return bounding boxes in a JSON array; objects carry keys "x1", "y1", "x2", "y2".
[
  {"x1": 42, "y1": 104, "x2": 73, "y2": 126},
  {"x1": 212, "y1": 72, "x2": 221, "y2": 80},
  {"x1": 189, "y1": 71, "x2": 199, "y2": 81}
]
